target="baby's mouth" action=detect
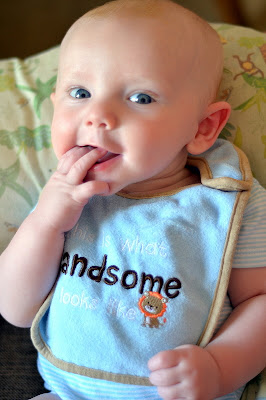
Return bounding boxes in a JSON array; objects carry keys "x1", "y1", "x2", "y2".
[
  {"x1": 96, "y1": 151, "x2": 119, "y2": 164},
  {"x1": 83, "y1": 145, "x2": 120, "y2": 166}
]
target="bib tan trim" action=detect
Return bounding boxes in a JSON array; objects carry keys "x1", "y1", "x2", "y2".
[
  {"x1": 31, "y1": 296, "x2": 151, "y2": 385},
  {"x1": 187, "y1": 145, "x2": 253, "y2": 192},
  {"x1": 197, "y1": 145, "x2": 252, "y2": 347},
  {"x1": 197, "y1": 189, "x2": 251, "y2": 347},
  {"x1": 116, "y1": 185, "x2": 194, "y2": 199}
]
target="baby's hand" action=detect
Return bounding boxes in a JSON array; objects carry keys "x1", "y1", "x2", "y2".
[
  {"x1": 34, "y1": 146, "x2": 109, "y2": 233},
  {"x1": 148, "y1": 345, "x2": 221, "y2": 400}
]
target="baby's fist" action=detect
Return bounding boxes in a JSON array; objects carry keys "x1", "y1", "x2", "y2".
[{"x1": 148, "y1": 345, "x2": 221, "y2": 400}]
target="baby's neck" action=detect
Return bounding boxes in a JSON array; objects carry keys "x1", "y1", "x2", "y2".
[{"x1": 119, "y1": 167, "x2": 200, "y2": 198}]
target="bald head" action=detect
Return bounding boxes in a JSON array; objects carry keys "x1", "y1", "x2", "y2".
[{"x1": 60, "y1": 0, "x2": 223, "y2": 105}]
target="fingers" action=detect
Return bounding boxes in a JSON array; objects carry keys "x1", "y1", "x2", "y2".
[
  {"x1": 149, "y1": 350, "x2": 182, "y2": 389},
  {"x1": 58, "y1": 146, "x2": 107, "y2": 184},
  {"x1": 149, "y1": 352, "x2": 186, "y2": 400},
  {"x1": 148, "y1": 346, "x2": 220, "y2": 400},
  {"x1": 73, "y1": 180, "x2": 109, "y2": 205},
  {"x1": 149, "y1": 350, "x2": 181, "y2": 371},
  {"x1": 55, "y1": 146, "x2": 110, "y2": 202},
  {"x1": 57, "y1": 146, "x2": 92, "y2": 173},
  {"x1": 150, "y1": 366, "x2": 180, "y2": 387}
]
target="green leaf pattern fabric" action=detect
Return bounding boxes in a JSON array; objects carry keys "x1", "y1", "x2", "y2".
[
  {"x1": 216, "y1": 25, "x2": 265, "y2": 188},
  {"x1": 0, "y1": 47, "x2": 58, "y2": 252}
]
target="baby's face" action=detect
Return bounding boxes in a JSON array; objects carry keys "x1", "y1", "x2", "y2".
[{"x1": 51, "y1": 15, "x2": 204, "y2": 195}]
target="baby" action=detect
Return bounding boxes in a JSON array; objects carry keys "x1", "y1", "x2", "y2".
[{"x1": 0, "y1": 0, "x2": 265, "y2": 399}]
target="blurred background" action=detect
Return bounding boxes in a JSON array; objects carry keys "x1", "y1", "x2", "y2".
[{"x1": 1, "y1": 0, "x2": 265, "y2": 59}]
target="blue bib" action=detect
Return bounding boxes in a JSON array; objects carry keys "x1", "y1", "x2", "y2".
[{"x1": 31, "y1": 140, "x2": 252, "y2": 385}]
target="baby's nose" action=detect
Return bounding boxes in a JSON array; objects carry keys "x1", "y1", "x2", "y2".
[
  {"x1": 87, "y1": 120, "x2": 107, "y2": 128},
  {"x1": 85, "y1": 107, "x2": 117, "y2": 130}
]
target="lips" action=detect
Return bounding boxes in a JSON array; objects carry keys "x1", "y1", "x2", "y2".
[
  {"x1": 81, "y1": 145, "x2": 120, "y2": 170},
  {"x1": 96, "y1": 151, "x2": 119, "y2": 164}
]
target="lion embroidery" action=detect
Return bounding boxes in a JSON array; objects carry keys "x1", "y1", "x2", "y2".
[{"x1": 138, "y1": 291, "x2": 168, "y2": 328}]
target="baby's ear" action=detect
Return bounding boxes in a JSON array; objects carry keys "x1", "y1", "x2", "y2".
[{"x1": 186, "y1": 101, "x2": 231, "y2": 155}]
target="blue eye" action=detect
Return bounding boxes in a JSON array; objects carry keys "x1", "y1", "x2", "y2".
[
  {"x1": 70, "y1": 88, "x2": 91, "y2": 99},
  {"x1": 129, "y1": 93, "x2": 154, "y2": 104}
]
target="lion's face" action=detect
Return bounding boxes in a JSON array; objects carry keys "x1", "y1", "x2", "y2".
[
  {"x1": 142, "y1": 296, "x2": 164, "y2": 315},
  {"x1": 138, "y1": 291, "x2": 168, "y2": 318}
]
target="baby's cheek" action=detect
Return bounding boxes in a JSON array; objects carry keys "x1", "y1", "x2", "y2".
[
  {"x1": 53, "y1": 141, "x2": 74, "y2": 160},
  {"x1": 51, "y1": 124, "x2": 77, "y2": 160}
]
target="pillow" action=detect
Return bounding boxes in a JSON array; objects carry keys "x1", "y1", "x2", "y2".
[
  {"x1": 0, "y1": 47, "x2": 58, "y2": 253},
  {"x1": 215, "y1": 24, "x2": 266, "y2": 188}
]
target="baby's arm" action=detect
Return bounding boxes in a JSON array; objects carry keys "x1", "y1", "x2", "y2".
[
  {"x1": 0, "y1": 146, "x2": 109, "y2": 327},
  {"x1": 149, "y1": 266, "x2": 266, "y2": 400}
]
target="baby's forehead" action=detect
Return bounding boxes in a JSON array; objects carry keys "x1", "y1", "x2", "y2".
[
  {"x1": 61, "y1": 15, "x2": 194, "y2": 75},
  {"x1": 62, "y1": 12, "x2": 212, "y2": 70},
  {"x1": 60, "y1": 2, "x2": 222, "y2": 101}
]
